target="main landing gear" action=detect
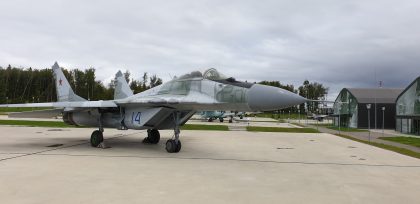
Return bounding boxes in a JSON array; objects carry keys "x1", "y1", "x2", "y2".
[
  {"x1": 143, "y1": 129, "x2": 160, "y2": 144},
  {"x1": 166, "y1": 111, "x2": 182, "y2": 153}
]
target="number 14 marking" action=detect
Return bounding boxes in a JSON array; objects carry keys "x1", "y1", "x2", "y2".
[{"x1": 131, "y1": 112, "x2": 141, "y2": 124}]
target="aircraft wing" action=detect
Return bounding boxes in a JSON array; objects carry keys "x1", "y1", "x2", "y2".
[
  {"x1": 8, "y1": 109, "x2": 64, "y2": 118},
  {"x1": 0, "y1": 100, "x2": 118, "y2": 108}
]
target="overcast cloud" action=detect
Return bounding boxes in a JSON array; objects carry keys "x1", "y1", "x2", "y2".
[{"x1": 1, "y1": 0, "x2": 419, "y2": 100}]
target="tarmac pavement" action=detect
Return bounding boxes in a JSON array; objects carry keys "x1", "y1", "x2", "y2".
[{"x1": 0, "y1": 125, "x2": 420, "y2": 204}]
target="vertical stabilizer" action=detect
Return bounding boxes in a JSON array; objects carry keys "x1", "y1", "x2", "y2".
[
  {"x1": 114, "y1": 70, "x2": 134, "y2": 99},
  {"x1": 52, "y1": 62, "x2": 87, "y2": 102}
]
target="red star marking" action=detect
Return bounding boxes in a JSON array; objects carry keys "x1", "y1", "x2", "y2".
[{"x1": 59, "y1": 78, "x2": 62, "y2": 86}]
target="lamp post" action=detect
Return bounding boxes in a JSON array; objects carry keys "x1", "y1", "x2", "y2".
[
  {"x1": 86, "y1": 82, "x2": 90, "y2": 101},
  {"x1": 382, "y1": 107, "x2": 385, "y2": 137},
  {"x1": 298, "y1": 109, "x2": 301, "y2": 123},
  {"x1": 338, "y1": 104, "x2": 341, "y2": 135},
  {"x1": 367, "y1": 104, "x2": 371, "y2": 142}
]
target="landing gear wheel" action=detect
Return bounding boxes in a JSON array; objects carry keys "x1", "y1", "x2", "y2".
[
  {"x1": 90, "y1": 130, "x2": 103, "y2": 147},
  {"x1": 229, "y1": 119, "x2": 233, "y2": 123},
  {"x1": 166, "y1": 139, "x2": 181, "y2": 153},
  {"x1": 219, "y1": 118, "x2": 224, "y2": 122},
  {"x1": 208, "y1": 118, "x2": 213, "y2": 122},
  {"x1": 175, "y1": 140, "x2": 182, "y2": 153},
  {"x1": 143, "y1": 129, "x2": 160, "y2": 144}
]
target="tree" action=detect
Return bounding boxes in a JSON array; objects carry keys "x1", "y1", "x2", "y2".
[
  {"x1": 149, "y1": 74, "x2": 162, "y2": 88},
  {"x1": 124, "y1": 70, "x2": 130, "y2": 84},
  {"x1": 298, "y1": 80, "x2": 328, "y2": 113}
]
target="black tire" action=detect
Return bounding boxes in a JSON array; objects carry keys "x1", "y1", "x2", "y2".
[
  {"x1": 175, "y1": 140, "x2": 182, "y2": 153},
  {"x1": 219, "y1": 118, "x2": 224, "y2": 122},
  {"x1": 240, "y1": 116, "x2": 243, "y2": 119},
  {"x1": 208, "y1": 118, "x2": 213, "y2": 122},
  {"x1": 165, "y1": 139, "x2": 177, "y2": 153},
  {"x1": 149, "y1": 129, "x2": 160, "y2": 144},
  {"x1": 90, "y1": 130, "x2": 103, "y2": 147},
  {"x1": 229, "y1": 119, "x2": 233, "y2": 123}
]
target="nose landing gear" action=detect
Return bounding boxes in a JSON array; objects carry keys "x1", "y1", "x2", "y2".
[
  {"x1": 90, "y1": 130, "x2": 103, "y2": 147},
  {"x1": 166, "y1": 111, "x2": 182, "y2": 153}
]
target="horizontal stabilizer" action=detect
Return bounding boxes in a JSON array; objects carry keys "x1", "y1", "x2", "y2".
[{"x1": 8, "y1": 109, "x2": 63, "y2": 118}]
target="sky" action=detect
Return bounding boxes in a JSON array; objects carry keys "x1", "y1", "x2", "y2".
[{"x1": 1, "y1": 0, "x2": 419, "y2": 100}]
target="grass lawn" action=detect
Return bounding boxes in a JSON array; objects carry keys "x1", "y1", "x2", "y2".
[
  {"x1": 246, "y1": 126, "x2": 320, "y2": 133},
  {"x1": 379, "y1": 137, "x2": 420, "y2": 148},
  {"x1": 0, "y1": 120, "x2": 76, "y2": 128},
  {"x1": 325, "y1": 126, "x2": 368, "y2": 132},
  {"x1": 290, "y1": 122, "x2": 305, "y2": 127},
  {"x1": 335, "y1": 134, "x2": 420, "y2": 159},
  {"x1": 181, "y1": 124, "x2": 229, "y2": 131}
]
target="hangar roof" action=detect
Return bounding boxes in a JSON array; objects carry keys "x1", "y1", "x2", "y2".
[
  {"x1": 396, "y1": 76, "x2": 420, "y2": 100},
  {"x1": 346, "y1": 88, "x2": 403, "y2": 104}
]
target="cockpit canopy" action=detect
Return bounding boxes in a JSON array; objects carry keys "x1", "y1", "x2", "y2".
[
  {"x1": 177, "y1": 68, "x2": 227, "y2": 80},
  {"x1": 158, "y1": 68, "x2": 253, "y2": 95},
  {"x1": 203, "y1": 68, "x2": 227, "y2": 80}
]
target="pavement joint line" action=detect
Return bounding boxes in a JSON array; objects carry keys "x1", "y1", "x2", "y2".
[
  {"x1": 26, "y1": 153, "x2": 420, "y2": 168},
  {"x1": 0, "y1": 131, "x2": 143, "y2": 162}
]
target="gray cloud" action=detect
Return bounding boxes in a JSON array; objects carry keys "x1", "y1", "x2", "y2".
[{"x1": 1, "y1": 0, "x2": 419, "y2": 100}]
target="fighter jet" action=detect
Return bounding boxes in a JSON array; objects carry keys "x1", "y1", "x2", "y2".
[
  {"x1": 0, "y1": 62, "x2": 306, "y2": 153},
  {"x1": 307, "y1": 113, "x2": 329, "y2": 121},
  {"x1": 199, "y1": 111, "x2": 235, "y2": 122}
]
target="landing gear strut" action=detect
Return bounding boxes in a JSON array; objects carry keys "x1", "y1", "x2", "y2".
[
  {"x1": 166, "y1": 111, "x2": 182, "y2": 153},
  {"x1": 90, "y1": 112, "x2": 105, "y2": 147},
  {"x1": 143, "y1": 129, "x2": 160, "y2": 144}
]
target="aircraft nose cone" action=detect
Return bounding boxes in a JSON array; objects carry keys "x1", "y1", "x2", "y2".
[{"x1": 247, "y1": 84, "x2": 306, "y2": 111}]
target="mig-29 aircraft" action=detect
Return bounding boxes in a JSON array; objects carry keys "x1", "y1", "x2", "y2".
[{"x1": 1, "y1": 62, "x2": 306, "y2": 153}]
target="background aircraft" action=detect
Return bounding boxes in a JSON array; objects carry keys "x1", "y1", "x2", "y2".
[
  {"x1": 0, "y1": 63, "x2": 306, "y2": 153},
  {"x1": 199, "y1": 111, "x2": 235, "y2": 122},
  {"x1": 307, "y1": 113, "x2": 329, "y2": 121}
]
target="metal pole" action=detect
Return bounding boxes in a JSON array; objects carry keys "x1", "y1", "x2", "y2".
[
  {"x1": 368, "y1": 107, "x2": 371, "y2": 142},
  {"x1": 298, "y1": 110, "x2": 300, "y2": 123},
  {"x1": 382, "y1": 107, "x2": 385, "y2": 137},
  {"x1": 338, "y1": 105, "x2": 341, "y2": 135}
]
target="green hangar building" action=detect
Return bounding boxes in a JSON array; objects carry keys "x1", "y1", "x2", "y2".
[
  {"x1": 395, "y1": 77, "x2": 420, "y2": 135},
  {"x1": 333, "y1": 88, "x2": 403, "y2": 129}
]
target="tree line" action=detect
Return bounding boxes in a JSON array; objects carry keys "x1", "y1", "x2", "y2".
[{"x1": 0, "y1": 65, "x2": 162, "y2": 104}]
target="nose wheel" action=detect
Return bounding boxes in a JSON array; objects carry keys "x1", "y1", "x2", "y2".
[
  {"x1": 166, "y1": 139, "x2": 181, "y2": 153},
  {"x1": 90, "y1": 130, "x2": 104, "y2": 147},
  {"x1": 166, "y1": 111, "x2": 182, "y2": 153}
]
